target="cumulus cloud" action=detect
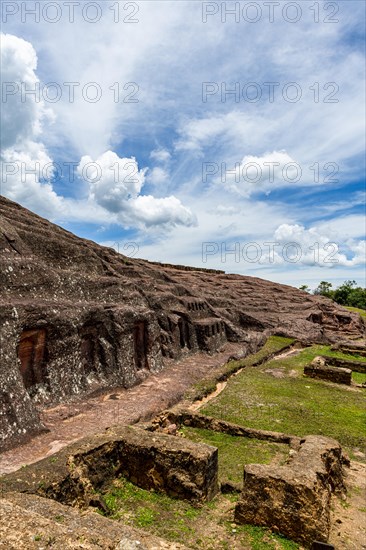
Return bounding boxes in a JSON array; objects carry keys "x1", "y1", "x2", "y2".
[
  {"x1": 222, "y1": 151, "x2": 299, "y2": 196},
  {"x1": 272, "y1": 223, "x2": 365, "y2": 267},
  {"x1": 78, "y1": 151, "x2": 146, "y2": 212},
  {"x1": 1, "y1": 143, "x2": 63, "y2": 218},
  {"x1": 132, "y1": 195, "x2": 196, "y2": 227},
  {"x1": 2, "y1": 4, "x2": 364, "y2": 285},
  {"x1": 77, "y1": 151, "x2": 196, "y2": 228},
  {"x1": 0, "y1": 34, "x2": 195, "y2": 231},
  {"x1": 0, "y1": 33, "x2": 61, "y2": 217},
  {"x1": 0, "y1": 33, "x2": 53, "y2": 149}
]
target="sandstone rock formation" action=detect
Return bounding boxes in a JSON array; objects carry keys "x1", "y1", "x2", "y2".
[
  {"x1": 317, "y1": 354, "x2": 366, "y2": 373},
  {"x1": 0, "y1": 196, "x2": 364, "y2": 451},
  {"x1": 0, "y1": 426, "x2": 219, "y2": 506},
  {"x1": 0, "y1": 492, "x2": 188, "y2": 549},
  {"x1": 234, "y1": 435, "x2": 348, "y2": 546},
  {"x1": 331, "y1": 341, "x2": 366, "y2": 357}
]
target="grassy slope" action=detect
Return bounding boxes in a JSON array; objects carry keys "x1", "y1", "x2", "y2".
[
  {"x1": 99, "y1": 337, "x2": 365, "y2": 549},
  {"x1": 202, "y1": 344, "x2": 366, "y2": 459},
  {"x1": 99, "y1": 337, "x2": 301, "y2": 549},
  {"x1": 188, "y1": 336, "x2": 294, "y2": 402},
  {"x1": 181, "y1": 427, "x2": 289, "y2": 484},
  {"x1": 101, "y1": 477, "x2": 299, "y2": 550}
]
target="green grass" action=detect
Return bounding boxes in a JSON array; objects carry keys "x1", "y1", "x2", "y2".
[
  {"x1": 223, "y1": 336, "x2": 295, "y2": 375},
  {"x1": 95, "y1": 338, "x2": 364, "y2": 547},
  {"x1": 187, "y1": 336, "x2": 294, "y2": 402},
  {"x1": 306, "y1": 344, "x2": 365, "y2": 383},
  {"x1": 352, "y1": 371, "x2": 366, "y2": 384},
  {"x1": 100, "y1": 477, "x2": 298, "y2": 549},
  {"x1": 101, "y1": 477, "x2": 215, "y2": 546},
  {"x1": 181, "y1": 427, "x2": 288, "y2": 484},
  {"x1": 345, "y1": 306, "x2": 366, "y2": 318},
  {"x1": 312, "y1": 344, "x2": 366, "y2": 363},
  {"x1": 201, "y1": 345, "x2": 366, "y2": 459},
  {"x1": 236, "y1": 525, "x2": 299, "y2": 550}
]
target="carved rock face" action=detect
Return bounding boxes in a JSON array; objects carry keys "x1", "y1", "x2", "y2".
[
  {"x1": 18, "y1": 329, "x2": 47, "y2": 391},
  {"x1": 0, "y1": 196, "x2": 364, "y2": 451}
]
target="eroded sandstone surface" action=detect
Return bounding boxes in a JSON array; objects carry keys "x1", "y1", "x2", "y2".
[
  {"x1": 234, "y1": 435, "x2": 349, "y2": 545},
  {"x1": 0, "y1": 426, "x2": 219, "y2": 506},
  {"x1": 0, "y1": 196, "x2": 364, "y2": 451},
  {"x1": 0, "y1": 492, "x2": 188, "y2": 549}
]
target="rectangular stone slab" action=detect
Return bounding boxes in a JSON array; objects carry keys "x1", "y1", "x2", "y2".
[
  {"x1": 304, "y1": 363, "x2": 352, "y2": 385},
  {"x1": 234, "y1": 435, "x2": 346, "y2": 546},
  {"x1": 0, "y1": 426, "x2": 219, "y2": 505}
]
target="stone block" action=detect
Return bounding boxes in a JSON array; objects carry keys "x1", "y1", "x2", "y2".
[
  {"x1": 0, "y1": 426, "x2": 219, "y2": 505},
  {"x1": 321, "y1": 355, "x2": 366, "y2": 373},
  {"x1": 234, "y1": 436, "x2": 346, "y2": 546},
  {"x1": 304, "y1": 362, "x2": 352, "y2": 385}
]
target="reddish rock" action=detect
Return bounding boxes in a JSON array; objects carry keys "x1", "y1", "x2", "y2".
[
  {"x1": 0, "y1": 196, "x2": 364, "y2": 451},
  {"x1": 234, "y1": 436, "x2": 348, "y2": 546},
  {"x1": 0, "y1": 426, "x2": 219, "y2": 504}
]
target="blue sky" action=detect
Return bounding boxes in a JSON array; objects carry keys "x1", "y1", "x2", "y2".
[{"x1": 1, "y1": 0, "x2": 365, "y2": 290}]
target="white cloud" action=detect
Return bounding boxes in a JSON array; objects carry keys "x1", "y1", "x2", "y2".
[
  {"x1": 150, "y1": 149, "x2": 171, "y2": 164},
  {"x1": 131, "y1": 195, "x2": 196, "y2": 228},
  {"x1": 78, "y1": 151, "x2": 145, "y2": 212},
  {"x1": 1, "y1": 143, "x2": 63, "y2": 218},
  {"x1": 12, "y1": 3, "x2": 193, "y2": 158},
  {"x1": 2, "y1": 5, "x2": 364, "y2": 287},
  {"x1": 175, "y1": 112, "x2": 263, "y2": 154},
  {"x1": 147, "y1": 166, "x2": 170, "y2": 186},
  {"x1": 211, "y1": 205, "x2": 241, "y2": 215},
  {"x1": 273, "y1": 223, "x2": 365, "y2": 267},
  {"x1": 222, "y1": 150, "x2": 299, "y2": 196},
  {"x1": 0, "y1": 33, "x2": 53, "y2": 149},
  {"x1": 147, "y1": 149, "x2": 171, "y2": 188},
  {"x1": 0, "y1": 33, "x2": 61, "y2": 217},
  {"x1": 0, "y1": 35, "x2": 195, "y2": 231},
  {"x1": 77, "y1": 151, "x2": 195, "y2": 228},
  {"x1": 316, "y1": 215, "x2": 366, "y2": 240}
]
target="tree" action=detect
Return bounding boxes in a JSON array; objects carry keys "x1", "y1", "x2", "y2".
[
  {"x1": 347, "y1": 287, "x2": 366, "y2": 309},
  {"x1": 313, "y1": 281, "x2": 333, "y2": 298},
  {"x1": 310, "y1": 280, "x2": 365, "y2": 309},
  {"x1": 333, "y1": 280, "x2": 356, "y2": 305},
  {"x1": 299, "y1": 285, "x2": 310, "y2": 292},
  {"x1": 333, "y1": 280, "x2": 366, "y2": 309}
]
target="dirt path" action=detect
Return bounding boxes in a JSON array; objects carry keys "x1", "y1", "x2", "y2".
[
  {"x1": 329, "y1": 461, "x2": 366, "y2": 549},
  {"x1": 0, "y1": 343, "x2": 245, "y2": 475},
  {"x1": 189, "y1": 346, "x2": 303, "y2": 410},
  {"x1": 189, "y1": 380, "x2": 228, "y2": 411}
]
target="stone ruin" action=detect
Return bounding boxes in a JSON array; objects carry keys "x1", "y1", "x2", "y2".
[
  {"x1": 0, "y1": 408, "x2": 349, "y2": 548},
  {"x1": 331, "y1": 341, "x2": 366, "y2": 357},
  {"x1": 234, "y1": 435, "x2": 348, "y2": 546},
  {"x1": 0, "y1": 426, "x2": 219, "y2": 507},
  {"x1": 319, "y1": 353, "x2": 366, "y2": 373},
  {"x1": 148, "y1": 409, "x2": 348, "y2": 547},
  {"x1": 304, "y1": 358, "x2": 352, "y2": 385},
  {"x1": 304, "y1": 352, "x2": 366, "y2": 385},
  {"x1": 0, "y1": 195, "x2": 364, "y2": 451}
]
